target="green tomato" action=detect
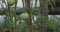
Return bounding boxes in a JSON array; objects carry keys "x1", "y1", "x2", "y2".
[
  {"x1": 20, "y1": 12, "x2": 29, "y2": 20},
  {"x1": 7, "y1": 0, "x2": 16, "y2": 6}
]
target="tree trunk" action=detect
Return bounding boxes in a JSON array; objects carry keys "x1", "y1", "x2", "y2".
[
  {"x1": 39, "y1": 0, "x2": 48, "y2": 32},
  {"x1": 25, "y1": 0, "x2": 33, "y2": 32}
]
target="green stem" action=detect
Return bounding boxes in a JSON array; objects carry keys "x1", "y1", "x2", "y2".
[
  {"x1": 22, "y1": 0, "x2": 25, "y2": 8},
  {"x1": 34, "y1": 0, "x2": 38, "y2": 7},
  {"x1": 13, "y1": 0, "x2": 17, "y2": 32}
]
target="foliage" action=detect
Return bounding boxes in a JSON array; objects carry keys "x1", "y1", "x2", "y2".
[
  {"x1": 48, "y1": 0, "x2": 56, "y2": 11},
  {"x1": 0, "y1": 0, "x2": 60, "y2": 32}
]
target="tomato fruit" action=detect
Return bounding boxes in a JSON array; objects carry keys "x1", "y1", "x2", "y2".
[
  {"x1": 7, "y1": 0, "x2": 16, "y2": 6},
  {"x1": 4, "y1": 28, "x2": 10, "y2": 32},
  {"x1": 20, "y1": 12, "x2": 29, "y2": 20}
]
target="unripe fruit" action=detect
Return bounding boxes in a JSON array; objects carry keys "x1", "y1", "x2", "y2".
[
  {"x1": 20, "y1": 12, "x2": 29, "y2": 20},
  {"x1": 7, "y1": 0, "x2": 16, "y2": 6}
]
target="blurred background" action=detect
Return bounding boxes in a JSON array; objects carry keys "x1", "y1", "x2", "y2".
[{"x1": 0, "y1": 0, "x2": 60, "y2": 32}]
